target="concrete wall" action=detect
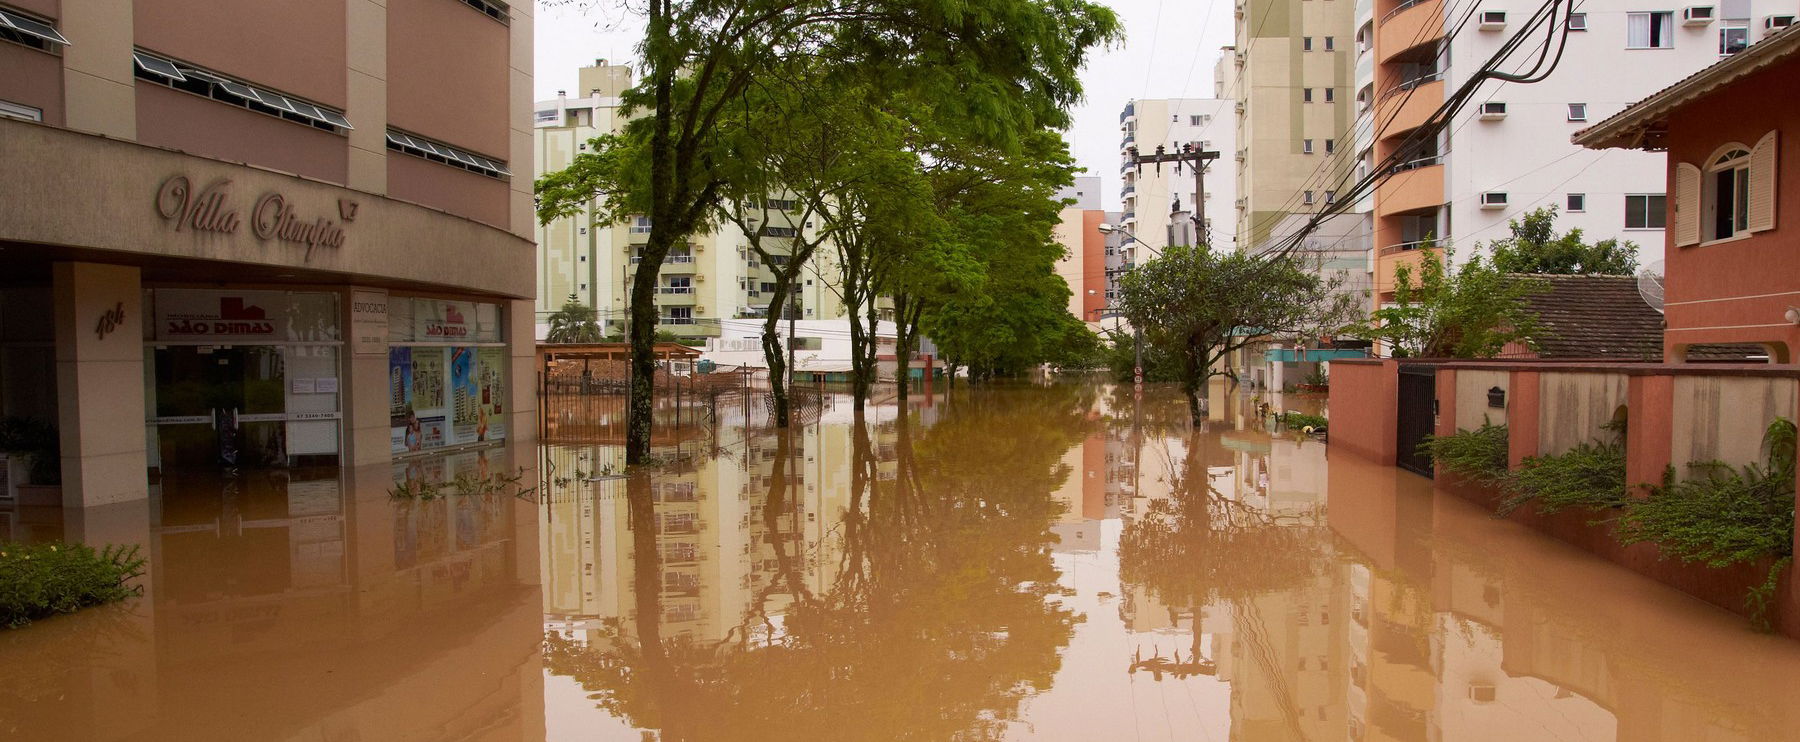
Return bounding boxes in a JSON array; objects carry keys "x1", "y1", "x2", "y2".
[
  {"x1": 0, "y1": 118, "x2": 531, "y2": 299},
  {"x1": 1452, "y1": 368, "x2": 1508, "y2": 431},
  {"x1": 1535, "y1": 372, "x2": 1629, "y2": 456},
  {"x1": 1326, "y1": 359, "x2": 1399, "y2": 464},
  {"x1": 1671, "y1": 375, "x2": 1799, "y2": 473}
]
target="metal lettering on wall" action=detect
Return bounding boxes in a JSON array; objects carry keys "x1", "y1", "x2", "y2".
[
  {"x1": 93, "y1": 301, "x2": 126, "y2": 340},
  {"x1": 156, "y1": 175, "x2": 352, "y2": 259}
]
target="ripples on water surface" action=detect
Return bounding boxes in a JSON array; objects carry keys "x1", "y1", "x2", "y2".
[{"x1": 3, "y1": 381, "x2": 1799, "y2": 741}]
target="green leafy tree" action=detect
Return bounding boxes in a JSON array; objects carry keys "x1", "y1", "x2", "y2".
[
  {"x1": 536, "y1": 0, "x2": 1119, "y2": 463},
  {"x1": 544, "y1": 295, "x2": 604, "y2": 344},
  {"x1": 1117, "y1": 248, "x2": 1357, "y2": 425},
  {"x1": 1487, "y1": 206, "x2": 1639, "y2": 275},
  {"x1": 1353, "y1": 244, "x2": 1545, "y2": 358}
]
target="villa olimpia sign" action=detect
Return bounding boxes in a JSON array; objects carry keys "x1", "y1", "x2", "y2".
[{"x1": 154, "y1": 174, "x2": 354, "y2": 258}]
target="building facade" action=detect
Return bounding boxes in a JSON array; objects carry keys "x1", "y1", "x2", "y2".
[
  {"x1": 1117, "y1": 98, "x2": 1238, "y2": 254},
  {"x1": 1051, "y1": 176, "x2": 1117, "y2": 324},
  {"x1": 1575, "y1": 24, "x2": 1800, "y2": 362},
  {"x1": 1226, "y1": 0, "x2": 1360, "y2": 252},
  {"x1": 0, "y1": 0, "x2": 535, "y2": 506},
  {"x1": 1369, "y1": 0, "x2": 1799, "y2": 307},
  {"x1": 533, "y1": 60, "x2": 844, "y2": 341}
]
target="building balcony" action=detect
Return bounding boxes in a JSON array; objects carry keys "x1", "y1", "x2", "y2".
[
  {"x1": 1375, "y1": 76, "x2": 1443, "y2": 140},
  {"x1": 1375, "y1": 161, "x2": 1443, "y2": 216},
  {"x1": 627, "y1": 228, "x2": 652, "y2": 245},
  {"x1": 1377, "y1": 0, "x2": 1445, "y2": 64},
  {"x1": 657, "y1": 287, "x2": 697, "y2": 304}
]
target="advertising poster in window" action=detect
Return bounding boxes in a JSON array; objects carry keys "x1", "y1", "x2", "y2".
[
  {"x1": 477, "y1": 346, "x2": 507, "y2": 442},
  {"x1": 389, "y1": 347, "x2": 413, "y2": 454},
  {"x1": 391, "y1": 347, "x2": 450, "y2": 454},
  {"x1": 450, "y1": 347, "x2": 480, "y2": 444},
  {"x1": 154, "y1": 289, "x2": 338, "y2": 342}
]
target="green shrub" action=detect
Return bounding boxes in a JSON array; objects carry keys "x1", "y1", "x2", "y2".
[
  {"x1": 1, "y1": 541, "x2": 145, "y2": 629},
  {"x1": 1279, "y1": 412, "x2": 1328, "y2": 430},
  {"x1": 1420, "y1": 421, "x2": 1509, "y2": 485},
  {"x1": 1497, "y1": 435, "x2": 1629, "y2": 517},
  {"x1": 1615, "y1": 418, "x2": 1796, "y2": 630}
]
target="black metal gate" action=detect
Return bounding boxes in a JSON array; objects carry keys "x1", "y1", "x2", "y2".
[{"x1": 1396, "y1": 365, "x2": 1436, "y2": 478}]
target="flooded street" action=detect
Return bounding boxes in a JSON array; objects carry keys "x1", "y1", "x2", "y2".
[{"x1": 6, "y1": 381, "x2": 1800, "y2": 741}]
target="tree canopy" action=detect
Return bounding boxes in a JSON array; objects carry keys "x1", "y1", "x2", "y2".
[
  {"x1": 1487, "y1": 206, "x2": 1639, "y2": 276},
  {"x1": 545, "y1": 296, "x2": 603, "y2": 343},
  {"x1": 1352, "y1": 245, "x2": 1545, "y2": 358}
]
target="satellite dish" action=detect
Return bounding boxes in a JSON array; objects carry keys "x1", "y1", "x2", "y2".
[{"x1": 1637, "y1": 260, "x2": 1665, "y2": 315}]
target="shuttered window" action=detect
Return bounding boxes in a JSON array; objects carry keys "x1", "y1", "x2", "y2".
[
  {"x1": 1748, "y1": 131, "x2": 1777, "y2": 233},
  {"x1": 1674, "y1": 162, "x2": 1702, "y2": 246}
]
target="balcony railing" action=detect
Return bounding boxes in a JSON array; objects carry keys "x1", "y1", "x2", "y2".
[
  {"x1": 1122, "y1": 184, "x2": 1136, "y2": 195},
  {"x1": 667, "y1": 255, "x2": 694, "y2": 263},
  {"x1": 1381, "y1": 237, "x2": 1447, "y2": 255},
  {"x1": 1388, "y1": 154, "x2": 1443, "y2": 174},
  {"x1": 661, "y1": 316, "x2": 695, "y2": 325},
  {"x1": 1378, "y1": 71, "x2": 1444, "y2": 102},
  {"x1": 659, "y1": 286, "x2": 693, "y2": 294},
  {"x1": 1381, "y1": 0, "x2": 1432, "y2": 24}
]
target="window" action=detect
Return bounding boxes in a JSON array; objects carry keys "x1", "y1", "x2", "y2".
[
  {"x1": 1567, "y1": 193, "x2": 1587, "y2": 212},
  {"x1": 1303, "y1": 88, "x2": 1314, "y2": 103},
  {"x1": 760, "y1": 225, "x2": 799, "y2": 237},
  {"x1": 1324, "y1": 36, "x2": 1336, "y2": 50},
  {"x1": 386, "y1": 130, "x2": 511, "y2": 178},
  {"x1": 1569, "y1": 12, "x2": 1588, "y2": 30},
  {"x1": 665, "y1": 307, "x2": 693, "y2": 323},
  {"x1": 1325, "y1": 88, "x2": 1336, "y2": 102},
  {"x1": 0, "y1": 6, "x2": 70, "y2": 50},
  {"x1": 459, "y1": 0, "x2": 510, "y2": 24},
  {"x1": 765, "y1": 198, "x2": 799, "y2": 211},
  {"x1": 0, "y1": 99, "x2": 42, "y2": 121},
  {"x1": 134, "y1": 50, "x2": 359, "y2": 136},
  {"x1": 1303, "y1": 36, "x2": 1313, "y2": 50},
  {"x1": 534, "y1": 109, "x2": 559, "y2": 124},
  {"x1": 1304, "y1": 190, "x2": 1316, "y2": 205},
  {"x1": 1303, "y1": 139, "x2": 1314, "y2": 154},
  {"x1": 1567, "y1": 103, "x2": 1588, "y2": 121},
  {"x1": 1706, "y1": 148, "x2": 1751, "y2": 239},
  {"x1": 629, "y1": 215, "x2": 653, "y2": 233},
  {"x1": 760, "y1": 282, "x2": 776, "y2": 293},
  {"x1": 1625, "y1": 193, "x2": 1667, "y2": 229},
  {"x1": 1720, "y1": 23, "x2": 1749, "y2": 54},
  {"x1": 1628, "y1": 11, "x2": 1675, "y2": 48},
  {"x1": 1325, "y1": 139, "x2": 1336, "y2": 154},
  {"x1": 1190, "y1": 114, "x2": 1204, "y2": 125},
  {"x1": 1325, "y1": 189, "x2": 1337, "y2": 204}
]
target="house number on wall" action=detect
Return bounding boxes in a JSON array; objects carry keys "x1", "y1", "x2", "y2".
[{"x1": 94, "y1": 302, "x2": 126, "y2": 340}]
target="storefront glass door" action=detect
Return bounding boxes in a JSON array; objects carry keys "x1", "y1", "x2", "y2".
[{"x1": 152, "y1": 346, "x2": 287, "y2": 469}]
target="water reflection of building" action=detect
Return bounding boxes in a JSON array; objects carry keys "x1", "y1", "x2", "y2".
[
  {"x1": 1, "y1": 450, "x2": 543, "y2": 741},
  {"x1": 539, "y1": 417, "x2": 894, "y2": 651}
]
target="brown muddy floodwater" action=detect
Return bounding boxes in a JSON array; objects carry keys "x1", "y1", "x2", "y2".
[{"x1": 4, "y1": 381, "x2": 1800, "y2": 741}]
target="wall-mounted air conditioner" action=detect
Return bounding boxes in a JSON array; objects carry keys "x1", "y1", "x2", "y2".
[
  {"x1": 1480, "y1": 101, "x2": 1507, "y2": 120},
  {"x1": 1479, "y1": 11, "x2": 1507, "y2": 30},
  {"x1": 1767, "y1": 15, "x2": 1796, "y2": 30},
  {"x1": 1480, "y1": 192, "x2": 1509, "y2": 209},
  {"x1": 1683, "y1": 6, "x2": 1716, "y2": 25}
]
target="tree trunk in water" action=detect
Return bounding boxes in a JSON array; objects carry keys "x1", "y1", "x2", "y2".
[
  {"x1": 894, "y1": 295, "x2": 912, "y2": 406},
  {"x1": 627, "y1": 250, "x2": 662, "y2": 463},
  {"x1": 1183, "y1": 347, "x2": 1204, "y2": 427},
  {"x1": 761, "y1": 281, "x2": 791, "y2": 427}
]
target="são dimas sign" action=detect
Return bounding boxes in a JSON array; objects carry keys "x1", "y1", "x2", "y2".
[{"x1": 155, "y1": 175, "x2": 352, "y2": 258}]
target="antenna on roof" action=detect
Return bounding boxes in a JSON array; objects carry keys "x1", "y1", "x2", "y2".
[{"x1": 1637, "y1": 260, "x2": 1665, "y2": 315}]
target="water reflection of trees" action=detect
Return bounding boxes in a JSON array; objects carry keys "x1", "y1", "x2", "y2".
[{"x1": 543, "y1": 384, "x2": 1096, "y2": 740}]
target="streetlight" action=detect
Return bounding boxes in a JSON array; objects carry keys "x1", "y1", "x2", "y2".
[{"x1": 1094, "y1": 223, "x2": 1148, "y2": 387}]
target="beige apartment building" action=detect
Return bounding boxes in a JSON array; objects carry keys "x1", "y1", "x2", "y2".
[
  {"x1": 0, "y1": 0, "x2": 536, "y2": 507},
  {"x1": 1224, "y1": 0, "x2": 1360, "y2": 252},
  {"x1": 534, "y1": 61, "x2": 844, "y2": 340}
]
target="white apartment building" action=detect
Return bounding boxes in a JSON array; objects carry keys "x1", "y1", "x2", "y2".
[
  {"x1": 1370, "y1": 0, "x2": 1799, "y2": 302},
  {"x1": 534, "y1": 61, "x2": 843, "y2": 340},
  {"x1": 1117, "y1": 98, "x2": 1239, "y2": 254}
]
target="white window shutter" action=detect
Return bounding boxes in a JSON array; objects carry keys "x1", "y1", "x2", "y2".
[
  {"x1": 1749, "y1": 130, "x2": 1777, "y2": 233},
  {"x1": 1675, "y1": 162, "x2": 1702, "y2": 247}
]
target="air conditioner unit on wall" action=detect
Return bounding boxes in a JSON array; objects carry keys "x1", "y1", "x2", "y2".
[
  {"x1": 1479, "y1": 11, "x2": 1507, "y2": 30},
  {"x1": 1480, "y1": 101, "x2": 1507, "y2": 120},
  {"x1": 1480, "y1": 192, "x2": 1508, "y2": 209},
  {"x1": 1683, "y1": 6, "x2": 1716, "y2": 25}
]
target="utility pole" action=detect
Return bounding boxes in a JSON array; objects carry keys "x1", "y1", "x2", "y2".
[
  {"x1": 787, "y1": 285, "x2": 798, "y2": 405},
  {"x1": 1125, "y1": 142, "x2": 1219, "y2": 248}
]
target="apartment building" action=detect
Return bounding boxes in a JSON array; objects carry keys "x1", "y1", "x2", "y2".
[
  {"x1": 0, "y1": 0, "x2": 535, "y2": 507},
  {"x1": 1117, "y1": 98, "x2": 1238, "y2": 254},
  {"x1": 534, "y1": 61, "x2": 843, "y2": 340},
  {"x1": 1368, "y1": 0, "x2": 1799, "y2": 306},
  {"x1": 1051, "y1": 176, "x2": 1121, "y2": 323},
  {"x1": 1225, "y1": 0, "x2": 1361, "y2": 252}
]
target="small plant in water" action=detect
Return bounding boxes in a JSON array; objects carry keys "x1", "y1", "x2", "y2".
[
  {"x1": 1420, "y1": 420, "x2": 1510, "y2": 485},
  {"x1": 1279, "y1": 412, "x2": 1328, "y2": 432},
  {"x1": 1496, "y1": 419, "x2": 1629, "y2": 517},
  {"x1": 390, "y1": 466, "x2": 538, "y2": 501},
  {"x1": 1, "y1": 541, "x2": 145, "y2": 628}
]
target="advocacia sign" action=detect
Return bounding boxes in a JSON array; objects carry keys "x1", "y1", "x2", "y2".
[{"x1": 155, "y1": 175, "x2": 353, "y2": 258}]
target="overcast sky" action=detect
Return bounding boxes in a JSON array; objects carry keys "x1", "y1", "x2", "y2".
[{"x1": 533, "y1": 0, "x2": 1237, "y2": 207}]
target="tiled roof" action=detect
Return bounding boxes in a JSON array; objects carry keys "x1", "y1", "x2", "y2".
[{"x1": 1517, "y1": 274, "x2": 1665, "y2": 360}]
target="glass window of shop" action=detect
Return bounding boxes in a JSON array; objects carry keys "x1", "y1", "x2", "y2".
[
  {"x1": 387, "y1": 297, "x2": 507, "y2": 456},
  {"x1": 143, "y1": 289, "x2": 342, "y2": 470}
]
